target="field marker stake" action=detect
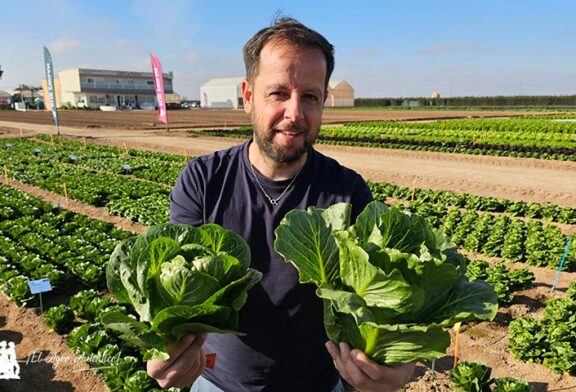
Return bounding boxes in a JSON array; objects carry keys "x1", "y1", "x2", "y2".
[
  {"x1": 123, "y1": 142, "x2": 128, "y2": 155},
  {"x1": 453, "y1": 322, "x2": 462, "y2": 368},
  {"x1": 83, "y1": 138, "x2": 87, "y2": 149},
  {"x1": 19, "y1": 128, "x2": 23, "y2": 137},
  {"x1": 550, "y1": 237, "x2": 573, "y2": 292},
  {"x1": 411, "y1": 178, "x2": 417, "y2": 202},
  {"x1": 50, "y1": 134, "x2": 55, "y2": 145},
  {"x1": 39, "y1": 292, "x2": 44, "y2": 313},
  {"x1": 3, "y1": 165, "x2": 8, "y2": 184},
  {"x1": 224, "y1": 121, "x2": 228, "y2": 130},
  {"x1": 63, "y1": 183, "x2": 69, "y2": 208},
  {"x1": 183, "y1": 150, "x2": 188, "y2": 162}
]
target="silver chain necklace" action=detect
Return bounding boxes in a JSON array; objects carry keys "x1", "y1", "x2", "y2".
[{"x1": 248, "y1": 161, "x2": 304, "y2": 206}]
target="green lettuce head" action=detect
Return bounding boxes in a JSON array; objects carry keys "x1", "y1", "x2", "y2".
[
  {"x1": 274, "y1": 201, "x2": 498, "y2": 365},
  {"x1": 103, "y1": 223, "x2": 262, "y2": 360}
]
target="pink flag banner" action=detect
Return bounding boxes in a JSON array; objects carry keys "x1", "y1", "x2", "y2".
[{"x1": 150, "y1": 53, "x2": 168, "y2": 124}]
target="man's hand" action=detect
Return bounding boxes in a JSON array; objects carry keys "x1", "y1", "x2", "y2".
[
  {"x1": 147, "y1": 334, "x2": 208, "y2": 388},
  {"x1": 326, "y1": 341, "x2": 415, "y2": 392}
]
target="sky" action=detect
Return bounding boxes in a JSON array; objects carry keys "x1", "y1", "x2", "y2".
[{"x1": 1, "y1": 0, "x2": 575, "y2": 99}]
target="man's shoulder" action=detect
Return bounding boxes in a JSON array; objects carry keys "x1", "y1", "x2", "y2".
[
  {"x1": 188, "y1": 141, "x2": 247, "y2": 171},
  {"x1": 311, "y1": 147, "x2": 363, "y2": 180}
]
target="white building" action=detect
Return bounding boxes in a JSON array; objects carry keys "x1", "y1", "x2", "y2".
[
  {"x1": 200, "y1": 77, "x2": 244, "y2": 109},
  {"x1": 325, "y1": 80, "x2": 354, "y2": 107},
  {"x1": 42, "y1": 68, "x2": 174, "y2": 110}
]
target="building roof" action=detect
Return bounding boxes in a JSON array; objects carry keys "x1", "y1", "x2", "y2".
[
  {"x1": 329, "y1": 80, "x2": 353, "y2": 90},
  {"x1": 61, "y1": 68, "x2": 172, "y2": 79},
  {"x1": 201, "y1": 77, "x2": 245, "y2": 88},
  {"x1": 0, "y1": 90, "x2": 11, "y2": 98}
]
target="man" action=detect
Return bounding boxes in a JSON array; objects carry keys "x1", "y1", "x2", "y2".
[{"x1": 148, "y1": 17, "x2": 415, "y2": 391}]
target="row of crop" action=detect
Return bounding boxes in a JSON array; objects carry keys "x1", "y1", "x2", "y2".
[
  {"x1": 369, "y1": 182, "x2": 576, "y2": 225},
  {"x1": 508, "y1": 283, "x2": 576, "y2": 375},
  {"x1": 399, "y1": 202, "x2": 575, "y2": 271},
  {"x1": 0, "y1": 183, "x2": 130, "y2": 304},
  {"x1": 2, "y1": 139, "x2": 171, "y2": 224},
  {"x1": 351, "y1": 117, "x2": 576, "y2": 135},
  {"x1": 318, "y1": 134, "x2": 576, "y2": 161},
  {"x1": 43, "y1": 289, "x2": 181, "y2": 392},
  {"x1": 465, "y1": 260, "x2": 535, "y2": 304},
  {"x1": 33, "y1": 134, "x2": 186, "y2": 185}
]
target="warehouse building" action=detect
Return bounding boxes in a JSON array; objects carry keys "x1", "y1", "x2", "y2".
[
  {"x1": 200, "y1": 77, "x2": 244, "y2": 109},
  {"x1": 42, "y1": 68, "x2": 174, "y2": 110},
  {"x1": 325, "y1": 80, "x2": 354, "y2": 107},
  {"x1": 199, "y1": 77, "x2": 355, "y2": 109}
]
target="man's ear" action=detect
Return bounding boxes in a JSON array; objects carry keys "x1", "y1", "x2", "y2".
[{"x1": 241, "y1": 80, "x2": 253, "y2": 114}]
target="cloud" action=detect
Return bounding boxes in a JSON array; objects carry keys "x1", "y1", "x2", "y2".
[
  {"x1": 185, "y1": 52, "x2": 199, "y2": 64},
  {"x1": 50, "y1": 38, "x2": 80, "y2": 54}
]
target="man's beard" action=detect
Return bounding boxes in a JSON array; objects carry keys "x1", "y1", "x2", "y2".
[{"x1": 252, "y1": 115, "x2": 314, "y2": 165}]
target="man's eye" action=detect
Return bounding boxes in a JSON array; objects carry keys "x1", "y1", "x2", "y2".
[
  {"x1": 304, "y1": 94, "x2": 319, "y2": 103},
  {"x1": 271, "y1": 91, "x2": 287, "y2": 97}
]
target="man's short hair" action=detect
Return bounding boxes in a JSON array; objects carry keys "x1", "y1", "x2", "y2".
[{"x1": 243, "y1": 17, "x2": 335, "y2": 90}]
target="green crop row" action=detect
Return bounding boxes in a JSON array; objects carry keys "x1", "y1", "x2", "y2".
[
  {"x1": 2, "y1": 138, "x2": 172, "y2": 224},
  {"x1": 0, "y1": 183, "x2": 130, "y2": 304},
  {"x1": 369, "y1": 182, "x2": 576, "y2": 225}
]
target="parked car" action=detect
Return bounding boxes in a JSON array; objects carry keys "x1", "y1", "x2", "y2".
[{"x1": 138, "y1": 102, "x2": 156, "y2": 111}]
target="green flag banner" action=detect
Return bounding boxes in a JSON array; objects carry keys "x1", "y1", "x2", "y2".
[{"x1": 43, "y1": 46, "x2": 60, "y2": 134}]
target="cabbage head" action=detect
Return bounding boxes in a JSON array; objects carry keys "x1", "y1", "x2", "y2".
[
  {"x1": 102, "y1": 223, "x2": 262, "y2": 360},
  {"x1": 274, "y1": 201, "x2": 498, "y2": 365}
]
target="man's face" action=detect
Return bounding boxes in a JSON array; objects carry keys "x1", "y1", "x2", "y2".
[{"x1": 242, "y1": 41, "x2": 327, "y2": 165}]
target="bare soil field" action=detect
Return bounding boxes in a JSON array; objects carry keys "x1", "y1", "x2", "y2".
[
  {"x1": 0, "y1": 108, "x2": 555, "y2": 130},
  {"x1": 0, "y1": 109, "x2": 575, "y2": 391}
]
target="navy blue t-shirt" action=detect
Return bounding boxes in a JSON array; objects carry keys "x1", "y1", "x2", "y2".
[{"x1": 170, "y1": 140, "x2": 372, "y2": 392}]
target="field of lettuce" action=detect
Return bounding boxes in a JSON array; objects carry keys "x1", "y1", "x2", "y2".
[{"x1": 0, "y1": 114, "x2": 575, "y2": 391}]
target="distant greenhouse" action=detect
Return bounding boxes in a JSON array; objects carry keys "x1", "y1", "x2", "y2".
[{"x1": 200, "y1": 77, "x2": 244, "y2": 109}]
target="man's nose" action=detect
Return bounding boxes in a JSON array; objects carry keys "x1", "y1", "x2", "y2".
[{"x1": 284, "y1": 95, "x2": 304, "y2": 122}]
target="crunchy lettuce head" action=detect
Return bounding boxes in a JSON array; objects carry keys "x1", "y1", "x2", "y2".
[
  {"x1": 274, "y1": 201, "x2": 498, "y2": 365},
  {"x1": 103, "y1": 223, "x2": 262, "y2": 360}
]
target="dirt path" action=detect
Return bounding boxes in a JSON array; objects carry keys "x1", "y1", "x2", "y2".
[{"x1": 2, "y1": 120, "x2": 573, "y2": 208}]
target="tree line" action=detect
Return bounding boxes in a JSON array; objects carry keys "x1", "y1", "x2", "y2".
[{"x1": 355, "y1": 95, "x2": 576, "y2": 108}]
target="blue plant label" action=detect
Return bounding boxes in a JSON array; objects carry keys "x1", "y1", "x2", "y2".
[
  {"x1": 69, "y1": 155, "x2": 78, "y2": 162},
  {"x1": 28, "y1": 278, "x2": 52, "y2": 294},
  {"x1": 34, "y1": 148, "x2": 42, "y2": 154},
  {"x1": 5, "y1": 143, "x2": 13, "y2": 148}
]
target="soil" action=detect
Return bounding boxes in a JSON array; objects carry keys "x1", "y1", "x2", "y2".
[{"x1": 0, "y1": 109, "x2": 575, "y2": 391}]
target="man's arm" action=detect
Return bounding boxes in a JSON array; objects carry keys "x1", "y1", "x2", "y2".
[
  {"x1": 326, "y1": 341, "x2": 415, "y2": 392},
  {"x1": 170, "y1": 161, "x2": 205, "y2": 225}
]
